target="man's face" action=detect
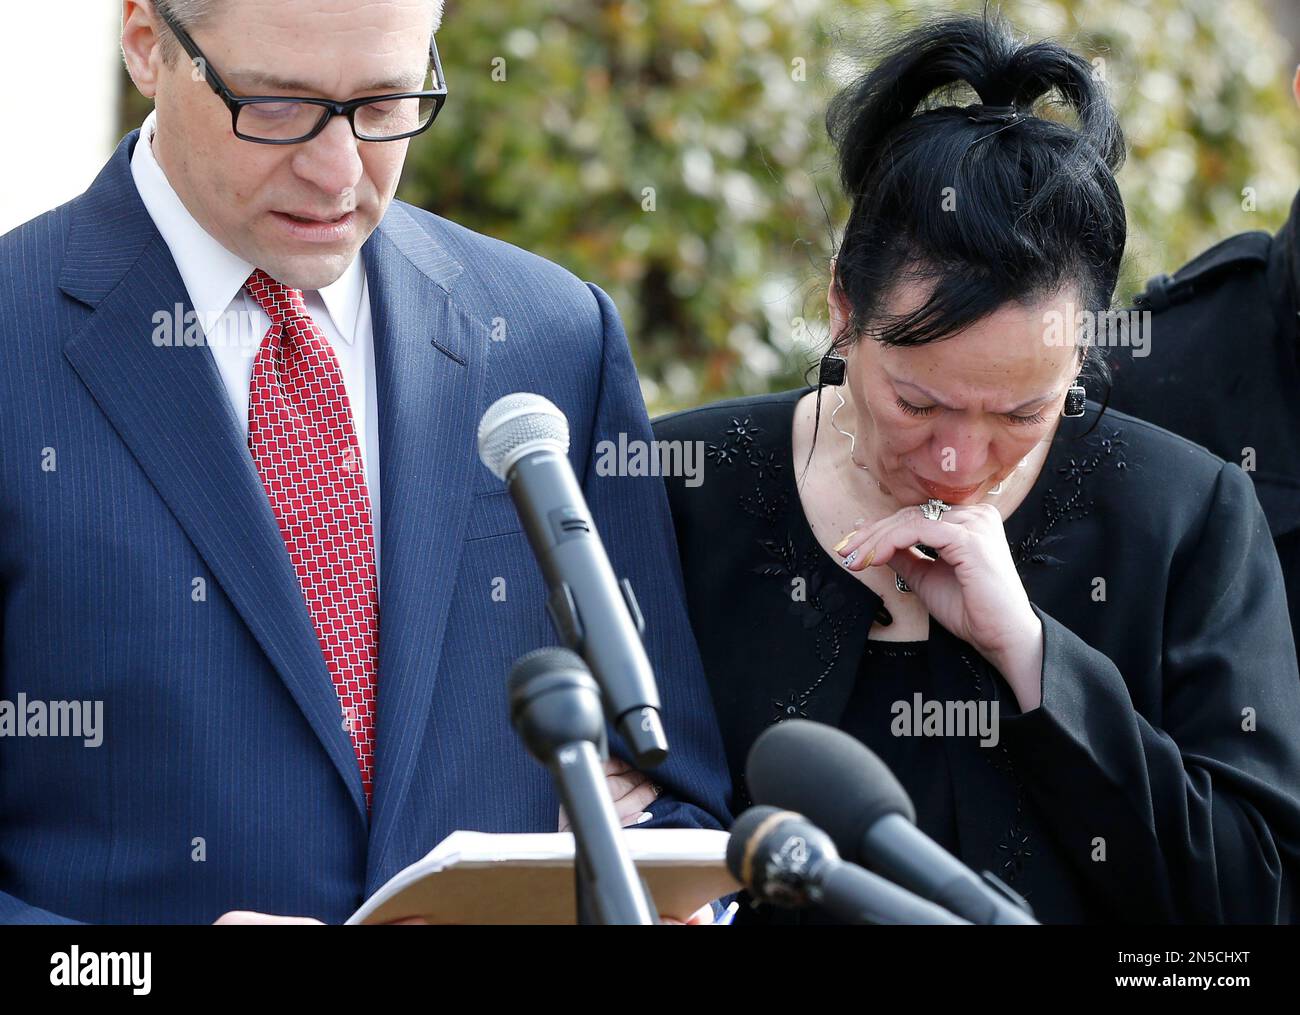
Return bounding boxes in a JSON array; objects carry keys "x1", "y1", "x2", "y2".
[{"x1": 144, "y1": 0, "x2": 437, "y2": 290}]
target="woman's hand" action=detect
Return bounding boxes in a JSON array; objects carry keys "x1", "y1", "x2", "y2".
[
  {"x1": 559, "y1": 756, "x2": 659, "y2": 832},
  {"x1": 836, "y1": 502, "x2": 1044, "y2": 711}
]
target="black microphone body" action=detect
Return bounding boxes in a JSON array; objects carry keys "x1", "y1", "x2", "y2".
[
  {"x1": 748, "y1": 721, "x2": 1038, "y2": 925},
  {"x1": 480, "y1": 395, "x2": 668, "y2": 768},
  {"x1": 862, "y1": 812, "x2": 1033, "y2": 925},
  {"x1": 508, "y1": 648, "x2": 656, "y2": 925},
  {"x1": 727, "y1": 807, "x2": 970, "y2": 925}
]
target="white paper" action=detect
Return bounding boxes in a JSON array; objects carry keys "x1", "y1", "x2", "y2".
[{"x1": 347, "y1": 828, "x2": 738, "y2": 925}]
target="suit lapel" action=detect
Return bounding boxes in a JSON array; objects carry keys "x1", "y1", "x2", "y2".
[
  {"x1": 361, "y1": 204, "x2": 487, "y2": 881},
  {"x1": 60, "y1": 133, "x2": 368, "y2": 820}
]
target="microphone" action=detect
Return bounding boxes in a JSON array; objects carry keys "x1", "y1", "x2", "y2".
[
  {"x1": 478, "y1": 393, "x2": 668, "y2": 768},
  {"x1": 726, "y1": 806, "x2": 970, "y2": 925},
  {"x1": 508, "y1": 647, "x2": 655, "y2": 925},
  {"x1": 747, "y1": 720, "x2": 1038, "y2": 925}
]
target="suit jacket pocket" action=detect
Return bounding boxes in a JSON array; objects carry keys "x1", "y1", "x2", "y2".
[{"x1": 465, "y1": 490, "x2": 524, "y2": 542}]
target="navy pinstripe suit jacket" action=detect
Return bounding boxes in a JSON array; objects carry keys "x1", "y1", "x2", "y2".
[{"x1": 0, "y1": 131, "x2": 731, "y2": 923}]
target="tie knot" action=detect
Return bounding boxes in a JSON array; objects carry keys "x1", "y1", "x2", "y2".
[{"x1": 246, "y1": 269, "x2": 310, "y2": 325}]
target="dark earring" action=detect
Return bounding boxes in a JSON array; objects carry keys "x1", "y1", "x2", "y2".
[
  {"x1": 819, "y1": 350, "x2": 847, "y2": 387},
  {"x1": 1063, "y1": 383, "x2": 1086, "y2": 418}
]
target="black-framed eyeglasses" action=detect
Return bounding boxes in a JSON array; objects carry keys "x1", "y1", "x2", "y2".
[{"x1": 157, "y1": 6, "x2": 447, "y2": 144}]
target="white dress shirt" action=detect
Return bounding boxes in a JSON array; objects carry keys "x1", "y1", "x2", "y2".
[{"x1": 130, "y1": 111, "x2": 382, "y2": 586}]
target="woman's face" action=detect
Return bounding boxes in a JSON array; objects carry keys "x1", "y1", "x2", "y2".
[{"x1": 829, "y1": 277, "x2": 1084, "y2": 506}]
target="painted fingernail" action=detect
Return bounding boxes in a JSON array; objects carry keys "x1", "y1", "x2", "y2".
[
  {"x1": 842, "y1": 549, "x2": 858, "y2": 567},
  {"x1": 834, "y1": 531, "x2": 858, "y2": 553},
  {"x1": 634, "y1": 811, "x2": 653, "y2": 824},
  {"x1": 862, "y1": 548, "x2": 876, "y2": 568}
]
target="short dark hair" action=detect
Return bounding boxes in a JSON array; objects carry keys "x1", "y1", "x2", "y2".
[
  {"x1": 826, "y1": 10, "x2": 1126, "y2": 368},
  {"x1": 153, "y1": 0, "x2": 217, "y2": 64},
  {"x1": 150, "y1": 0, "x2": 445, "y2": 65}
]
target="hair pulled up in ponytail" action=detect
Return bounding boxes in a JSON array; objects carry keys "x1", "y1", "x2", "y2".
[{"x1": 826, "y1": 11, "x2": 1126, "y2": 359}]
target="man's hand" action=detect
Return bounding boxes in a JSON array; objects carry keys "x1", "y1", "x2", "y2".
[
  {"x1": 214, "y1": 911, "x2": 324, "y2": 925},
  {"x1": 558, "y1": 756, "x2": 660, "y2": 832}
]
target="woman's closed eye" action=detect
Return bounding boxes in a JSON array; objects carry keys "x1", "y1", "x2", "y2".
[
  {"x1": 895, "y1": 396, "x2": 937, "y2": 418},
  {"x1": 894, "y1": 396, "x2": 1047, "y2": 426}
]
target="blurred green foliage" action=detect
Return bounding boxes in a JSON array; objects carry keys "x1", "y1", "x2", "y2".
[{"x1": 121, "y1": 0, "x2": 1300, "y2": 413}]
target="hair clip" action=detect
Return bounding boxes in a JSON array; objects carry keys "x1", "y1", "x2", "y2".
[{"x1": 965, "y1": 103, "x2": 1021, "y2": 125}]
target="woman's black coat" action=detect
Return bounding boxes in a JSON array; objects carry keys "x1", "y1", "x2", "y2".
[{"x1": 654, "y1": 388, "x2": 1300, "y2": 924}]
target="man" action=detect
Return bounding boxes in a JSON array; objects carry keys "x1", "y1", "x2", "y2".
[
  {"x1": 1109, "y1": 68, "x2": 1300, "y2": 657},
  {"x1": 0, "y1": 0, "x2": 730, "y2": 923}
]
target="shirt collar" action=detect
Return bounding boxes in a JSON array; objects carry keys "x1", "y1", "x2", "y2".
[{"x1": 129, "y1": 111, "x2": 365, "y2": 344}]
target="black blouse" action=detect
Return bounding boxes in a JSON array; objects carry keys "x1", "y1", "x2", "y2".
[
  {"x1": 841, "y1": 640, "x2": 962, "y2": 858},
  {"x1": 654, "y1": 387, "x2": 1300, "y2": 924}
]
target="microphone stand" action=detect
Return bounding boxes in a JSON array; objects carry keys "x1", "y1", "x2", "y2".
[
  {"x1": 558, "y1": 737, "x2": 651, "y2": 925},
  {"x1": 508, "y1": 651, "x2": 657, "y2": 925}
]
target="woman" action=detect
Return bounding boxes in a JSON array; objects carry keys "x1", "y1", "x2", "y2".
[{"x1": 655, "y1": 14, "x2": 1300, "y2": 924}]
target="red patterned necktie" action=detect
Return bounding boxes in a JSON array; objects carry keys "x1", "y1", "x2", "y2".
[{"x1": 245, "y1": 269, "x2": 378, "y2": 809}]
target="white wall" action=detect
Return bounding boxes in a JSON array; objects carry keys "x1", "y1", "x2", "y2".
[{"x1": 0, "y1": 2, "x2": 124, "y2": 234}]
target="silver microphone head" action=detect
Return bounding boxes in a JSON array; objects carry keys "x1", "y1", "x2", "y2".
[{"x1": 477, "y1": 393, "x2": 571, "y2": 480}]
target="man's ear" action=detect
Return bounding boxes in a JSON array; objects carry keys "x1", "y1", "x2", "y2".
[{"x1": 121, "y1": 0, "x2": 164, "y2": 100}]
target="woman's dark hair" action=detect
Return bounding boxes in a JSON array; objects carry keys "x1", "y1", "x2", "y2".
[{"x1": 825, "y1": 10, "x2": 1126, "y2": 372}]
